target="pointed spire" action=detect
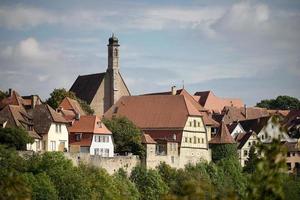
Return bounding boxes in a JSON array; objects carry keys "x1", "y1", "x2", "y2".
[{"x1": 209, "y1": 121, "x2": 235, "y2": 144}]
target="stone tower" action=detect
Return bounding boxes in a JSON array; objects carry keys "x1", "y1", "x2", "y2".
[{"x1": 107, "y1": 34, "x2": 120, "y2": 106}]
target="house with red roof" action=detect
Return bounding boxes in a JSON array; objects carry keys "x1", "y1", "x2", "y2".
[
  {"x1": 194, "y1": 90, "x2": 244, "y2": 114},
  {"x1": 68, "y1": 115, "x2": 114, "y2": 157},
  {"x1": 104, "y1": 93, "x2": 211, "y2": 168}
]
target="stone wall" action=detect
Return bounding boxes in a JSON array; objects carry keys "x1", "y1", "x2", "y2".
[{"x1": 64, "y1": 153, "x2": 140, "y2": 174}]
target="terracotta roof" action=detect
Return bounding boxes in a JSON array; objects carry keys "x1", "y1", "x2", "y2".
[
  {"x1": 68, "y1": 115, "x2": 111, "y2": 134},
  {"x1": 0, "y1": 105, "x2": 41, "y2": 139},
  {"x1": 144, "y1": 130, "x2": 182, "y2": 143},
  {"x1": 0, "y1": 90, "x2": 23, "y2": 109},
  {"x1": 221, "y1": 106, "x2": 270, "y2": 124},
  {"x1": 59, "y1": 97, "x2": 86, "y2": 116},
  {"x1": 268, "y1": 110, "x2": 290, "y2": 117},
  {"x1": 142, "y1": 88, "x2": 218, "y2": 126},
  {"x1": 142, "y1": 133, "x2": 157, "y2": 144},
  {"x1": 69, "y1": 133, "x2": 93, "y2": 146},
  {"x1": 209, "y1": 121, "x2": 235, "y2": 144},
  {"x1": 70, "y1": 73, "x2": 106, "y2": 104},
  {"x1": 104, "y1": 95, "x2": 202, "y2": 129},
  {"x1": 194, "y1": 90, "x2": 244, "y2": 113},
  {"x1": 283, "y1": 110, "x2": 300, "y2": 129}
]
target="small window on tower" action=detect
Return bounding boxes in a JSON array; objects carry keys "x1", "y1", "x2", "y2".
[{"x1": 115, "y1": 49, "x2": 118, "y2": 57}]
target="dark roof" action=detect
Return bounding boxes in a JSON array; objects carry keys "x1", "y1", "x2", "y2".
[
  {"x1": 33, "y1": 104, "x2": 67, "y2": 135},
  {"x1": 284, "y1": 141, "x2": 299, "y2": 152},
  {"x1": 209, "y1": 121, "x2": 235, "y2": 144},
  {"x1": 194, "y1": 91, "x2": 210, "y2": 106},
  {"x1": 69, "y1": 73, "x2": 106, "y2": 104},
  {"x1": 237, "y1": 131, "x2": 256, "y2": 149},
  {"x1": 239, "y1": 117, "x2": 270, "y2": 133},
  {"x1": 227, "y1": 122, "x2": 239, "y2": 133}
]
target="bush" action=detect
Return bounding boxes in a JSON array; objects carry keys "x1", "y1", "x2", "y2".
[{"x1": 0, "y1": 127, "x2": 33, "y2": 150}]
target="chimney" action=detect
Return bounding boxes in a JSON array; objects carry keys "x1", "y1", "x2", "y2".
[
  {"x1": 75, "y1": 113, "x2": 80, "y2": 120},
  {"x1": 244, "y1": 104, "x2": 247, "y2": 119},
  {"x1": 171, "y1": 86, "x2": 176, "y2": 95},
  {"x1": 8, "y1": 88, "x2": 12, "y2": 97},
  {"x1": 31, "y1": 95, "x2": 38, "y2": 109}
]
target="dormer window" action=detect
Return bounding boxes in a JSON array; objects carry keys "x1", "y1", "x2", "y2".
[
  {"x1": 97, "y1": 121, "x2": 102, "y2": 128},
  {"x1": 75, "y1": 133, "x2": 82, "y2": 141}
]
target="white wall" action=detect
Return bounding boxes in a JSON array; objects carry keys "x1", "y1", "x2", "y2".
[
  {"x1": 90, "y1": 134, "x2": 114, "y2": 157},
  {"x1": 26, "y1": 139, "x2": 42, "y2": 152},
  {"x1": 231, "y1": 123, "x2": 245, "y2": 138},
  {"x1": 44, "y1": 123, "x2": 69, "y2": 152}
]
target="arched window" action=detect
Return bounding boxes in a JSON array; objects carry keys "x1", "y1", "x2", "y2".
[{"x1": 114, "y1": 49, "x2": 118, "y2": 57}]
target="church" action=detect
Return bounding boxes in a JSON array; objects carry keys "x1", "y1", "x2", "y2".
[{"x1": 70, "y1": 35, "x2": 130, "y2": 116}]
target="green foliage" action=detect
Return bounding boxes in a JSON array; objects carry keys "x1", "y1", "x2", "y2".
[
  {"x1": 0, "y1": 89, "x2": 8, "y2": 101},
  {"x1": 46, "y1": 88, "x2": 94, "y2": 115},
  {"x1": 256, "y1": 95, "x2": 300, "y2": 110},
  {"x1": 0, "y1": 145, "x2": 31, "y2": 200},
  {"x1": 22, "y1": 172, "x2": 58, "y2": 200},
  {"x1": 103, "y1": 117, "x2": 145, "y2": 158},
  {"x1": 211, "y1": 143, "x2": 238, "y2": 162},
  {"x1": 283, "y1": 175, "x2": 300, "y2": 200},
  {"x1": 243, "y1": 145, "x2": 259, "y2": 174},
  {"x1": 130, "y1": 165, "x2": 168, "y2": 200},
  {"x1": 0, "y1": 127, "x2": 33, "y2": 150},
  {"x1": 246, "y1": 139, "x2": 287, "y2": 200}
]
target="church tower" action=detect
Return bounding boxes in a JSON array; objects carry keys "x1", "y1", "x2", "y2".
[{"x1": 107, "y1": 34, "x2": 120, "y2": 106}]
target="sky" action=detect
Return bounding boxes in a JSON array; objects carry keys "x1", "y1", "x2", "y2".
[{"x1": 0, "y1": 0, "x2": 299, "y2": 106}]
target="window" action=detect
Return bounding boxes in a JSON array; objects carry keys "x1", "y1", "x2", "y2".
[
  {"x1": 171, "y1": 156, "x2": 175, "y2": 164},
  {"x1": 185, "y1": 137, "x2": 188, "y2": 143},
  {"x1": 202, "y1": 138, "x2": 204, "y2": 144},
  {"x1": 262, "y1": 135, "x2": 264, "y2": 140},
  {"x1": 244, "y1": 150, "x2": 248, "y2": 156},
  {"x1": 293, "y1": 152, "x2": 296, "y2": 157},
  {"x1": 287, "y1": 163, "x2": 291, "y2": 170},
  {"x1": 198, "y1": 138, "x2": 200, "y2": 143},
  {"x1": 105, "y1": 149, "x2": 109, "y2": 157},
  {"x1": 198, "y1": 122, "x2": 200, "y2": 127},
  {"x1": 194, "y1": 120, "x2": 197, "y2": 127},
  {"x1": 55, "y1": 124, "x2": 62, "y2": 133},
  {"x1": 97, "y1": 121, "x2": 102, "y2": 128},
  {"x1": 248, "y1": 142, "x2": 251, "y2": 146},
  {"x1": 94, "y1": 148, "x2": 99, "y2": 155},
  {"x1": 36, "y1": 140, "x2": 40, "y2": 150},
  {"x1": 189, "y1": 121, "x2": 192, "y2": 127},
  {"x1": 189, "y1": 138, "x2": 192, "y2": 143},
  {"x1": 194, "y1": 136, "x2": 196, "y2": 144},
  {"x1": 76, "y1": 134, "x2": 82, "y2": 141},
  {"x1": 50, "y1": 141, "x2": 56, "y2": 151},
  {"x1": 287, "y1": 152, "x2": 291, "y2": 157}
]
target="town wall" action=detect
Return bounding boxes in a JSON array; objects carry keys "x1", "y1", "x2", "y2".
[{"x1": 64, "y1": 153, "x2": 140, "y2": 174}]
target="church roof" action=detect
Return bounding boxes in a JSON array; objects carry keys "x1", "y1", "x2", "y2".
[
  {"x1": 209, "y1": 121, "x2": 235, "y2": 144},
  {"x1": 70, "y1": 72, "x2": 106, "y2": 104}
]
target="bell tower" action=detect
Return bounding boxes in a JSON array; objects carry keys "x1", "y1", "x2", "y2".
[{"x1": 107, "y1": 34, "x2": 120, "y2": 106}]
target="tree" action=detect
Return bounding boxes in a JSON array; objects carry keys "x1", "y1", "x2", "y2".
[
  {"x1": 22, "y1": 172, "x2": 58, "y2": 200},
  {"x1": 0, "y1": 89, "x2": 8, "y2": 101},
  {"x1": 210, "y1": 143, "x2": 238, "y2": 162},
  {"x1": 103, "y1": 117, "x2": 145, "y2": 158},
  {"x1": 46, "y1": 88, "x2": 94, "y2": 115},
  {"x1": 0, "y1": 145, "x2": 31, "y2": 200},
  {"x1": 256, "y1": 95, "x2": 300, "y2": 110},
  {"x1": 130, "y1": 165, "x2": 168, "y2": 200},
  {"x1": 0, "y1": 127, "x2": 33, "y2": 150},
  {"x1": 246, "y1": 139, "x2": 287, "y2": 200},
  {"x1": 243, "y1": 145, "x2": 259, "y2": 174}
]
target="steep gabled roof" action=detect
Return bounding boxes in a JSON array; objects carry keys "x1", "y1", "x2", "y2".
[
  {"x1": 69, "y1": 72, "x2": 106, "y2": 104},
  {"x1": 68, "y1": 115, "x2": 111, "y2": 134},
  {"x1": 237, "y1": 131, "x2": 256, "y2": 149},
  {"x1": 0, "y1": 90, "x2": 23, "y2": 109},
  {"x1": 59, "y1": 97, "x2": 86, "y2": 115},
  {"x1": 142, "y1": 133, "x2": 157, "y2": 144},
  {"x1": 104, "y1": 95, "x2": 202, "y2": 129},
  {"x1": 239, "y1": 117, "x2": 270, "y2": 133},
  {"x1": 209, "y1": 121, "x2": 235, "y2": 144},
  {"x1": 33, "y1": 104, "x2": 67, "y2": 135}
]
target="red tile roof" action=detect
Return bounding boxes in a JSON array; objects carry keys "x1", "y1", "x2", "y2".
[
  {"x1": 59, "y1": 97, "x2": 86, "y2": 116},
  {"x1": 69, "y1": 132, "x2": 93, "y2": 146},
  {"x1": 144, "y1": 130, "x2": 182, "y2": 143},
  {"x1": 209, "y1": 121, "x2": 235, "y2": 144},
  {"x1": 194, "y1": 90, "x2": 244, "y2": 113},
  {"x1": 142, "y1": 133, "x2": 157, "y2": 144},
  {"x1": 68, "y1": 115, "x2": 111, "y2": 134},
  {"x1": 104, "y1": 95, "x2": 202, "y2": 129}
]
